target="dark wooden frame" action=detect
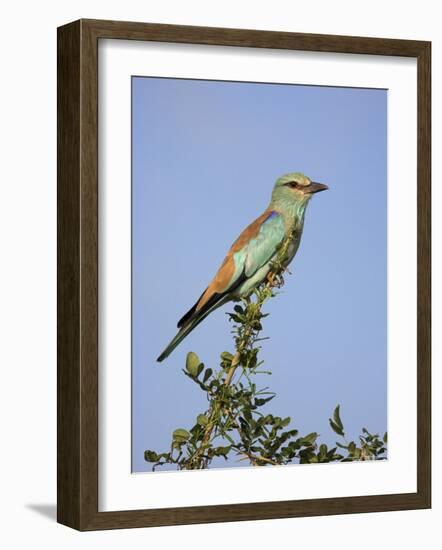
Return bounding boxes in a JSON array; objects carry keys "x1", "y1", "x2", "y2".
[{"x1": 57, "y1": 18, "x2": 431, "y2": 531}]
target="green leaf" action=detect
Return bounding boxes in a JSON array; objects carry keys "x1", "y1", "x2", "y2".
[
  {"x1": 196, "y1": 363, "x2": 204, "y2": 377},
  {"x1": 301, "y1": 432, "x2": 318, "y2": 445},
  {"x1": 186, "y1": 352, "x2": 201, "y2": 377},
  {"x1": 332, "y1": 404, "x2": 344, "y2": 432},
  {"x1": 255, "y1": 395, "x2": 275, "y2": 406},
  {"x1": 144, "y1": 450, "x2": 159, "y2": 462},
  {"x1": 215, "y1": 445, "x2": 231, "y2": 456},
  {"x1": 197, "y1": 414, "x2": 209, "y2": 426},
  {"x1": 203, "y1": 368, "x2": 213, "y2": 383},
  {"x1": 172, "y1": 428, "x2": 190, "y2": 441},
  {"x1": 383, "y1": 432, "x2": 388, "y2": 443},
  {"x1": 329, "y1": 418, "x2": 344, "y2": 436},
  {"x1": 220, "y1": 351, "x2": 233, "y2": 362},
  {"x1": 230, "y1": 314, "x2": 243, "y2": 323}
]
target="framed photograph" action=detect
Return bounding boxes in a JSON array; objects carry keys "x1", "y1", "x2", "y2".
[{"x1": 57, "y1": 19, "x2": 431, "y2": 530}]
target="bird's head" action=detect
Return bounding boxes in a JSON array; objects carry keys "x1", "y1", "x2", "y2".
[{"x1": 271, "y1": 172, "x2": 328, "y2": 205}]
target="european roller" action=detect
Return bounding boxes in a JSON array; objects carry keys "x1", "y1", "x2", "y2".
[{"x1": 157, "y1": 172, "x2": 328, "y2": 362}]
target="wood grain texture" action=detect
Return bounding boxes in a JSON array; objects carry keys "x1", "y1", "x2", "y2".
[
  {"x1": 57, "y1": 19, "x2": 99, "y2": 530},
  {"x1": 57, "y1": 20, "x2": 81, "y2": 529},
  {"x1": 57, "y1": 19, "x2": 431, "y2": 531},
  {"x1": 82, "y1": 18, "x2": 427, "y2": 56},
  {"x1": 416, "y1": 42, "x2": 431, "y2": 507}
]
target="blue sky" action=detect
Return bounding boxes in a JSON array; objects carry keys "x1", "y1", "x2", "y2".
[{"x1": 131, "y1": 76, "x2": 387, "y2": 472}]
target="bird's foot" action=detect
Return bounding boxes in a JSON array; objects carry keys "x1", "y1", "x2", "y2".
[{"x1": 267, "y1": 271, "x2": 285, "y2": 289}]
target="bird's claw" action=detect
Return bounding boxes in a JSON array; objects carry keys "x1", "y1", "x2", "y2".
[{"x1": 267, "y1": 270, "x2": 285, "y2": 289}]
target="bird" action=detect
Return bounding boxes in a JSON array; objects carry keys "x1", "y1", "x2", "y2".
[{"x1": 157, "y1": 172, "x2": 328, "y2": 362}]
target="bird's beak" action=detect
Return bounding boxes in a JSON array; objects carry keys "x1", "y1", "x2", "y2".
[{"x1": 306, "y1": 182, "x2": 328, "y2": 194}]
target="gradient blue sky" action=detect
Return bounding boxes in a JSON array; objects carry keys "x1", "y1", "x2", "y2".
[{"x1": 132, "y1": 76, "x2": 387, "y2": 472}]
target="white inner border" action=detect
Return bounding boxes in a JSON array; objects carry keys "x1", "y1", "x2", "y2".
[{"x1": 98, "y1": 39, "x2": 417, "y2": 512}]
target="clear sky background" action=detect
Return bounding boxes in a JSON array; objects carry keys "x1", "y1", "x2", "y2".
[{"x1": 132, "y1": 76, "x2": 387, "y2": 472}]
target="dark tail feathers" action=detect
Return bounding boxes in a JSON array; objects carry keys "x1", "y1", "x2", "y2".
[{"x1": 157, "y1": 292, "x2": 228, "y2": 362}]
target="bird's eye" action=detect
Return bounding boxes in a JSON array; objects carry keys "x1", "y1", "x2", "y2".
[{"x1": 284, "y1": 181, "x2": 299, "y2": 189}]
